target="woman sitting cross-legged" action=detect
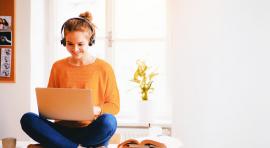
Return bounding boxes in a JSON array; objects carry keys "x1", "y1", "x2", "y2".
[{"x1": 20, "y1": 11, "x2": 120, "y2": 148}]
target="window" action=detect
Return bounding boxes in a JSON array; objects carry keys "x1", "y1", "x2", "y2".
[{"x1": 50, "y1": 0, "x2": 171, "y2": 123}]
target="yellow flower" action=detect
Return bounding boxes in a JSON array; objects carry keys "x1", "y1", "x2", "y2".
[{"x1": 131, "y1": 59, "x2": 158, "y2": 101}]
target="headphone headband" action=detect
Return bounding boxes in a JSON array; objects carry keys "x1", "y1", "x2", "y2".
[{"x1": 60, "y1": 17, "x2": 95, "y2": 46}]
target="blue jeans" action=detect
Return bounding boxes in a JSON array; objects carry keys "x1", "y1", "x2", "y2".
[{"x1": 20, "y1": 112, "x2": 117, "y2": 148}]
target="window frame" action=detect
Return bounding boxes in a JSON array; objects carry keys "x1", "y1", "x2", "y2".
[{"x1": 45, "y1": 0, "x2": 172, "y2": 123}]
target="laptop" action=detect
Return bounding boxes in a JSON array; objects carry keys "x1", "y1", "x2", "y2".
[{"x1": 35, "y1": 88, "x2": 94, "y2": 121}]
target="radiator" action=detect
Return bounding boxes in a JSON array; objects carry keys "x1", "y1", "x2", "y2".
[
  {"x1": 116, "y1": 123, "x2": 150, "y2": 141},
  {"x1": 115, "y1": 123, "x2": 171, "y2": 142}
]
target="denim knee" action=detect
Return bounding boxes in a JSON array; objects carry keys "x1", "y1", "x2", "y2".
[
  {"x1": 20, "y1": 112, "x2": 39, "y2": 128},
  {"x1": 98, "y1": 114, "x2": 117, "y2": 133}
]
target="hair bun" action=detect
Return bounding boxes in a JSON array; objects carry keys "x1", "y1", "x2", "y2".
[{"x1": 79, "y1": 11, "x2": 93, "y2": 22}]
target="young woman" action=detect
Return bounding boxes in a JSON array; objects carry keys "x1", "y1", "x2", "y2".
[{"x1": 20, "y1": 11, "x2": 120, "y2": 148}]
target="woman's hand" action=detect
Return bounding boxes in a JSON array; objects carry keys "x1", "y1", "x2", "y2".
[{"x1": 93, "y1": 106, "x2": 101, "y2": 116}]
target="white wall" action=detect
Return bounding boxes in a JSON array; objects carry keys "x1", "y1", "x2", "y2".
[
  {"x1": 169, "y1": 0, "x2": 270, "y2": 148},
  {"x1": 0, "y1": 0, "x2": 50, "y2": 140},
  {"x1": 0, "y1": 0, "x2": 31, "y2": 140},
  {"x1": 30, "y1": 0, "x2": 51, "y2": 115}
]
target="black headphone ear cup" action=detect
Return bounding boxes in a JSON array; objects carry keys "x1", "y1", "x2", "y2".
[
  {"x1": 61, "y1": 38, "x2": 66, "y2": 46},
  {"x1": 88, "y1": 36, "x2": 95, "y2": 46}
]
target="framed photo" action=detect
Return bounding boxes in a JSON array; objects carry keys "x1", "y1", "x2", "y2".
[
  {"x1": 0, "y1": 16, "x2": 12, "y2": 31},
  {"x1": 0, "y1": 32, "x2": 12, "y2": 46},
  {"x1": 0, "y1": 48, "x2": 11, "y2": 77}
]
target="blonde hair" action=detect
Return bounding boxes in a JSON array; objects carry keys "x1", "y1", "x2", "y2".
[{"x1": 63, "y1": 11, "x2": 96, "y2": 45}]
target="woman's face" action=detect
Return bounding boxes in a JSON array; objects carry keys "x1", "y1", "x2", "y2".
[{"x1": 65, "y1": 31, "x2": 90, "y2": 60}]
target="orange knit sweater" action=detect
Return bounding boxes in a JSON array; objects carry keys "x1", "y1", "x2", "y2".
[{"x1": 47, "y1": 57, "x2": 120, "y2": 127}]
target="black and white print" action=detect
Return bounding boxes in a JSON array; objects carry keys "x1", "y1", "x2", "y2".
[{"x1": 0, "y1": 48, "x2": 11, "y2": 77}]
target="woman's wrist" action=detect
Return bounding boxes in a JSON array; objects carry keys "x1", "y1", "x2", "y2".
[{"x1": 93, "y1": 106, "x2": 102, "y2": 116}]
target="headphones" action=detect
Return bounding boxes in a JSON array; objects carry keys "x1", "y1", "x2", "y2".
[{"x1": 60, "y1": 17, "x2": 95, "y2": 46}]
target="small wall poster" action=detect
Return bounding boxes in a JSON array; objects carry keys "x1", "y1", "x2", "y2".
[{"x1": 0, "y1": 48, "x2": 11, "y2": 77}]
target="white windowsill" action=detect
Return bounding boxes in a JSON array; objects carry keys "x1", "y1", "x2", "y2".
[{"x1": 117, "y1": 118, "x2": 172, "y2": 128}]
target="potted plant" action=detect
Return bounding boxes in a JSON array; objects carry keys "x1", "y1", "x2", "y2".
[{"x1": 131, "y1": 59, "x2": 158, "y2": 101}]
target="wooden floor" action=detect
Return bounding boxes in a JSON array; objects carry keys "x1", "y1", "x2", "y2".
[
  {"x1": 0, "y1": 141, "x2": 118, "y2": 148},
  {"x1": 0, "y1": 134, "x2": 120, "y2": 148}
]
